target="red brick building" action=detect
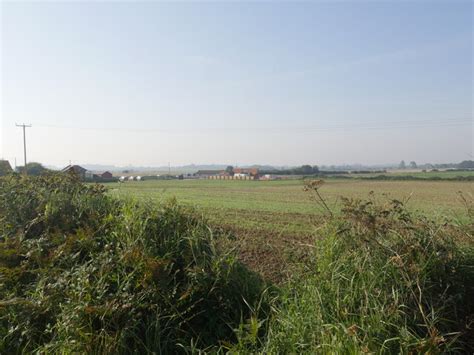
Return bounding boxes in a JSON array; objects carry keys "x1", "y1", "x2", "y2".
[{"x1": 233, "y1": 168, "x2": 259, "y2": 178}]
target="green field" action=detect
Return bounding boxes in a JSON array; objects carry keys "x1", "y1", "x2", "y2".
[
  {"x1": 388, "y1": 170, "x2": 474, "y2": 178},
  {"x1": 345, "y1": 169, "x2": 474, "y2": 179},
  {"x1": 108, "y1": 178, "x2": 473, "y2": 231},
  {"x1": 107, "y1": 178, "x2": 473, "y2": 280}
]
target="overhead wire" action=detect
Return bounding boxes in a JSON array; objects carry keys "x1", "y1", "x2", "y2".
[{"x1": 31, "y1": 117, "x2": 473, "y2": 134}]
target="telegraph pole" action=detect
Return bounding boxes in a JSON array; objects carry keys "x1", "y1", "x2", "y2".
[{"x1": 16, "y1": 123, "x2": 31, "y2": 175}]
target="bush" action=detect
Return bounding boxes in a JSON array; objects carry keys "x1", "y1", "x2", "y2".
[
  {"x1": 16, "y1": 162, "x2": 49, "y2": 176},
  {"x1": 0, "y1": 174, "x2": 266, "y2": 353},
  {"x1": 259, "y1": 197, "x2": 474, "y2": 353}
]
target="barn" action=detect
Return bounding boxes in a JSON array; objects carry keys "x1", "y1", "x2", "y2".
[
  {"x1": 61, "y1": 165, "x2": 88, "y2": 180},
  {"x1": 195, "y1": 170, "x2": 224, "y2": 178},
  {"x1": 233, "y1": 168, "x2": 259, "y2": 179}
]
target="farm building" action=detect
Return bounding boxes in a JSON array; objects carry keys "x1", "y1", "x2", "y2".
[
  {"x1": 101, "y1": 171, "x2": 113, "y2": 179},
  {"x1": 196, "y1": 167, "x2": 260, "y2": 180},
  {"x1": 62, "y1": 165, "x2": 118, "y2": 182},
  {"x1": 194, "y1": 167, "x2": 261, "y2": 180},
  {"x1": 0, "y1": 160, "x2": 13, "y2": 176},
  {"x1": 233, "y1": 168, "x2": 259, "y2": 178},
  {"x1": 61, "y1": 165, "x2": 88, "y2": 180},
  {"x1": 195, "y1": 170, "x2": 224, "y2": 178},
  {"x1": 234, "y1": 173, "x2": 249, "y2": 178}
]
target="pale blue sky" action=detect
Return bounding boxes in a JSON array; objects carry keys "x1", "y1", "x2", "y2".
[{"x1": 1, "y1": 0, "x2": 472, "y2": 167}]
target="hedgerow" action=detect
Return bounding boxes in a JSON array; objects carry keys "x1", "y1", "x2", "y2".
[{"x1": 0, "y1": 174, "x2": 266, "y2": 353}]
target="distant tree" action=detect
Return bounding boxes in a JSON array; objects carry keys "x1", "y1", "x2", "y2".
[
  {"x1": 312, "y1": 165, "x2": 320, "y2": 174},
  {"x1": 0, "y1": 160, "x2": 13, "y2": 176},
  {"x1": 17, "y1": 162, "x2": 48, "y2": 176},
  {"x1": 301, "y1": 165, "x2": 313, "y2": 174},
  {"x1": 225, "y1": 166, "x2": 234, "y2": 175},
  {"x1": 409, "y1": 161, "x2": 417, "y2": 169},
  {"x1": 399, "y1": 160, "x2": 406, "y2": 169},
  {"x1": 458, "y1": 160, "x2": 474, "y2": 169}
]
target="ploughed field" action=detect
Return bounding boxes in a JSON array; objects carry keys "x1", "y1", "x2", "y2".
[{"x1": 107, "y1": 179, "x2": 473, "y2": 280}]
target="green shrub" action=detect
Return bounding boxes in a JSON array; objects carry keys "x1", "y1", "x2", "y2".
[{"x1": 0, "y1": 174, "x2": 266, "y2": 353}]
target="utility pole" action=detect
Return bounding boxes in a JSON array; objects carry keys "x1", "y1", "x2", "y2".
[{"x1": 16, "y1": 123, "x2": 31, "y2": 175}]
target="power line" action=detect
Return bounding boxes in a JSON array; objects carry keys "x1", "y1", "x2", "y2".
[
  {"x1": 31, "y1": 118, "x2": 472, "y2": 134},
  {"x1": 15, "y1": 123, "x2": 32, "y2": 175}
]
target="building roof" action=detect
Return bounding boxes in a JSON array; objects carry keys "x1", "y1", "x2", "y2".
[
  {"x1": 195, "y1": 170, "x2": 224, "y2": 175},
  {"x1": 61, "y1": 165, "x2": 87, "y2": 174}
]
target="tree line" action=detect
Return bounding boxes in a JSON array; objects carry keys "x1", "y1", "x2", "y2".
[{"x1": 399, "y1": 160, "x2": 474, "y2": 170}]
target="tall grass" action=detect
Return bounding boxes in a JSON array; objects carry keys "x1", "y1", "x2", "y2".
[
  {"x1": 0, "y1": 174, "x2": 266, "y2": 353},
  {"x1": 255, "y1": 195, "x2": 474, "y2": 353}
]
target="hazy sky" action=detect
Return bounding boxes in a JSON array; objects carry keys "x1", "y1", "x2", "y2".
[{"x1": 1, "y1": 0, "x2": 472, "y2": 167}]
